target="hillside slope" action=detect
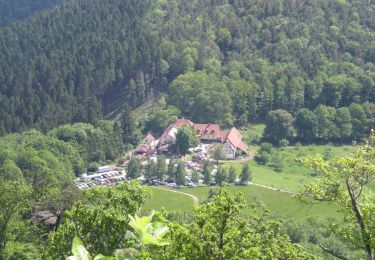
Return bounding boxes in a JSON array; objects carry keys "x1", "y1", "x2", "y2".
[
  {"x1": 0, "y1": 0, "x2": 374, "y2": 135},
  {"x1": 0, "y1": 0, "x2": 64, "y2": 27}
]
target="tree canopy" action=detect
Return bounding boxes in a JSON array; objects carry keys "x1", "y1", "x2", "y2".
[{"x1": 0, "y1": 0, "x2": 374, "y2": 141}]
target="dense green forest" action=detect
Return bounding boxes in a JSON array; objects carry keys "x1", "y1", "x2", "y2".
[
  {"x1": 0, "y1": 0, "x2": 63, "y2": 27},
  {"x1": 0, "y1": 0, "x2": 375, "y2": 141}
]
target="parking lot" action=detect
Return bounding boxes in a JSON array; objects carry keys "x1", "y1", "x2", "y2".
[{"x1": 75, "y1": 170, "x2": 126, "y2": 189}]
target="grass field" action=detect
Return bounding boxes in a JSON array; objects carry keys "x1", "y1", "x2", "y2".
[
  {"x1": 223, "y1": 144, "x2": 356, "y2": 192},
  {"x1": 142, "y1": 185, "x2": 341, "y2": 222},
  {"x1": 143, "y1": 187, "x2": 194, "y2": 212}
]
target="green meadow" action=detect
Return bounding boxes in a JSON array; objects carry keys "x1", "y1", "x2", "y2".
[
  {"x1": 144, "y1": 185, "x2": 340, "y2": 222},
  {"x1": 143, "y1": 187, "x2": 194, "y2": 212},
  {"x1": 182, "y1": 186, "x2": 340, "y2": 221},
  {"x1": 223, "y1": 144, "x2": 356, "y2": 192}
]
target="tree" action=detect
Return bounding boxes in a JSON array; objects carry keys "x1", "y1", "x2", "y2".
[
  {"x1": 239, "y1": 163, "x2": 251, "y2": 184},
  {"x1": 155, "y1": 156, "x2": 167, "y2": 181},
  {"x1": 203, "y1": 160, "x2": 212, "y2": 185},
  {"x1": 254, "y1": 143, "x2": 273, "y2": 165},
  {"x1": 162, "y1": 189, "x2": 312, "y2": 259},
  {"x1": 228, "y1": 165, "x2": 236, "y2": 183},
  {"x1": 295, "y1": 109, "x2": 318, "y2": 142},
  {"x1": 144, "y1": 159, "x2": 156, "y2": 180},
  {"x1": 0, "y1": 160, "x2": 24, "y2": 181},
  {"x1": 145, "y1": 106, "x2": 181, "y2": 135},
  {"x1": 175, "y1": 125, "x2": 199, "y2": 155},
  {"x1": 0, "y1": 181, "x2": 31, "y2": 253},
  {"x1": 67, "y1": 212, "x2": 169, "y2": 259},
  {"x1": 175, "y1": 161, "x2": 186, "y2": 186},
  {"x1": 121, "y1": 105, "x2": 141, "y2": 146},
  {"x1": 314, "y1": 105, "x2": 336, "y2": 141},
  {"x1": 215, "y1": 167, "x2": 226, "y2": 186},
  {"x1": 191, "y1": 169, "x2": 199, "y2": 184},
  {"x1": 279, "y1": 139, "x2": 289, "y2": 148},
  {"x1": 47, "y1": 182, "x2": 151, "y2": 257},
  {"x1": 127, "y1": 156, "x2": 142, "y2": 179},
  {"x1": 334, "y1": 107, "x2": 352, "y2": 140},
  {"x1": 264, "y1": 109, "x2": 294, "y2": 144},
  {"x1": 299, "y1": 136, "x2": 375, "y2": 260},
  {"x1": 349, "y1": 103, "x2": 368, "y2": 139},
  {"x1": 210, "y1": 143, "x2": 226, "y2": 163},
  {"x1": 167, "y1": 159, "x2": 175, "y2": 180},
  {"x1": 363, "y1": 102, "x2": 375, "y2": 130},
  {"x1": 168, "y1": 72, "x2": 232, "y2": 125}
]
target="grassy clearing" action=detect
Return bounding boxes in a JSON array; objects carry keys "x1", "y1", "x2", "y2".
[
  {"x1": 143, "y1": 187, "x2": 194, "y2": 212},
  {"x1": 180, "y1": 186, "x2": 340, "y2": 222},
  {"x1": 143, "y1": 185, "x2": 340, "y2": 222},
  {"x1": 222, "y1": 144, "x2": 356, "y2": 192}
]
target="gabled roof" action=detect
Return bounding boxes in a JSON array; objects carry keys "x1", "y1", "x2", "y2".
[
  {"x1": 173, "y1": 118, "x2": 193, "y2": 128},
  {"x1": 157, "y1": 118, "x2": 248, "y2": 154},
  {"x1": 193, "y1": 124, "x2": 208, "y2": 135},
  {"x1": 135, "y1": 144, "x2": 151, "y2": 154},
  {"x1": 203, "y1": 124, "x2": 220, "y2": 135},
  {"x1": 194, "y1": 123, "x2": 221, "y2": 137},
  {"x1": 158, "y1": 126, "x2": 178, "y2": 147},
  {"x1": 217, "y1": 130, "x2": 229, "y2": 140},
  {"x1": 145, "y1": 132, "x2": 155, "y2": 143},
  {"x1": 159, "y1": 126, "x2": 173, "y2": 140},
  {"x1": 225, "y1": 127, "x2": 248, "y2": 153}
]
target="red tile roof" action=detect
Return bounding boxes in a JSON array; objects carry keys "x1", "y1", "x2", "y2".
[
  {"x1": 217, "y1": 130, "x2": 229, "y2": 140},
  {"x1": 158, "y1": 118, "x2": 248, "y2": 154},
  {"x1": 159, "y1": 125, "x2": 174, "y2": 142},
  {"x1": 225, "y1": 127, "x2": 248, "y2": 153},
  {"x1": 145, "y1": 132, "x2": 155, "y2": 143},
  {"x1": 173, "y1": 118, "x2": 193, "y2": 128},
  {"x1": 135, "y1": 144, "x2": 151, "y2": 154},
  {"x1": 203, "y1": 124, "x2": 220, "y2": 135},
  {"x1": 193, "y1": 124, "x2": 208, "y2": 135}
]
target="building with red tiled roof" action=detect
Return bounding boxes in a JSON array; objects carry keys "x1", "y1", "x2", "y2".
[
  {"x1": 223, "y1": 127, "x2": 248, "y2": 159},
  {"x1": 144, "y1": 132, "x2": 156, "y2": 143},
  {"x1": 173, "y1": 118, "x2": 193, "y2": 129},
  {"x1": 155, "y1": 118, "x2": 248, "y2": 158}
]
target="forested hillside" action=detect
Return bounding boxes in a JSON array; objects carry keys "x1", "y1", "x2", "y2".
[
  {"x1": 0, "y1": 0, "x2": 63, "y2": 27},
  {"x1": 0, "y1": 0, "x2": 375, "y2": 140}
]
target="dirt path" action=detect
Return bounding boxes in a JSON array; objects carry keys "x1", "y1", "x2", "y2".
[
  {"x1": 153, "y1": 187, "x2": 200, "y2": 206},
  {"x1": 248, "y1": 182, "x2": 296, "y2": 195},
  {"x1": 153, "y1": 182, "x2": 296, "y2": 207}
]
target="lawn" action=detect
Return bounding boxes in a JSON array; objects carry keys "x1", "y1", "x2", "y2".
[
  {"x1": 143, "y1": 187, "x2": 194, "y2": 212},
  {"x1": 180, "y1": 186, "x2": 340, "y2": 222},
  {"x1": 143, "y1": 185, "x2": 341, "y2": 222},
  {"x1": 222, "y1": 144, "x2": 357, "y2": 192}
]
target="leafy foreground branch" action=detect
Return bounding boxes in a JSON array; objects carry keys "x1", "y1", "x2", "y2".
[
  {"x1": 68, "y1": 211, "x2": 169, "y2": 260},
  {"x1": 298, "y1": 135, "x2": 375, "y2": 260},
  {"x1": 60, "y1": 189, "x2": 313, "y2": 259}
]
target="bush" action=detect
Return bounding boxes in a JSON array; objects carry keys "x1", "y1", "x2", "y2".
[
  {"x1": 254, "y1": 151, "x2": 270, "y2": 165},
  {"x1": 279, "y1": 139, "x2": 289, "y2": 148},
  {"x1": 87, "y1": 162, "x2": 100, "y2": 172}
]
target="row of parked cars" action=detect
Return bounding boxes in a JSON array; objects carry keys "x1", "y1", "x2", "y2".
[
  {"x1": 140, "y1": 178, "x2": 198, "y2": 188},
  {"x1": 75, "y1": 170, "x2": 126, "y2": 189}
]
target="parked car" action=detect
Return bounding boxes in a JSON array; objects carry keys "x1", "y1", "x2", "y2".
[
  {"x1": 187, "y1": 182, "x2": 198, "y2": 188},
  {"x1": 235, "y1": 181, "x2": 247, "y2": 186}
]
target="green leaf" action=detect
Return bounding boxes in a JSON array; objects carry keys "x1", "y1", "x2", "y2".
[
  {"x1": 124, "y1": 230, "x2": 137, "y2": 241},
  {"x1": 71, "y1": 236, "x2": 92, "y2": 260},
  {"x1": 127, "y1": 211, "x2": 170, "y2": 246}
]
